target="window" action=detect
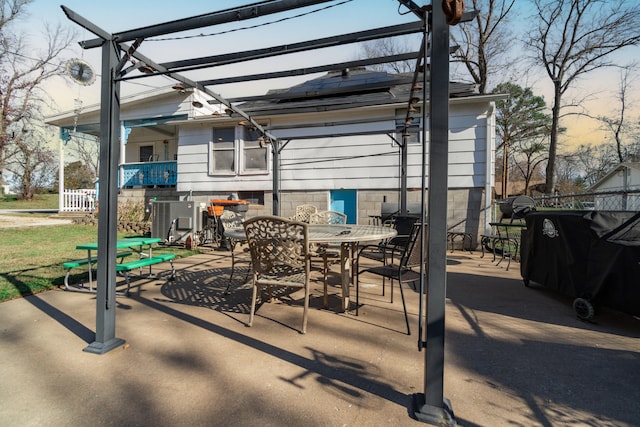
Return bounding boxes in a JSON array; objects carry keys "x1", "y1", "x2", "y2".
[
  {"x1": 210, "y1": 127, "x2": 235, "y2": 174},
  {"x1": 140, "y1": 145, "x2": 154, "y2": 162},
  {"x1": 209, "y1": 126, "x2": 269, "y2": 175},
  {"x1": 241, "y1": 126, "x2": 268, "y2": 173}
]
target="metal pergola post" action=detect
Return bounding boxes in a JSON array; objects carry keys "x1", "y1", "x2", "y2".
[
  {"x1": 85, "y1": 38, "x2": 125, "y2": 354},
  {"x1": 409, "y1": 1, "x2": 455, "y2": 425}
]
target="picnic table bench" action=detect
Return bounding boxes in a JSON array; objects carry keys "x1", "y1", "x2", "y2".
[
  {"x1": 63, "y1": 251, "x2": 132, "y2": 292},
  {"x1": 116, "y1": 253, "x2": 176, "y2": 295},
  {"x1": 64, "y1": 237, "x2": 176, "y2": 295}
]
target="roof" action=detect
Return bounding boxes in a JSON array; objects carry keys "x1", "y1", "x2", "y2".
[
  {"x1": 45, "y1": 86, "x2": 195, "y2": 127},
  {"x1": 46, "y1": 69, "x2": 497, "y2": 136},
  {"x1": 231, "y1": 68, "x2": 482, "y2": 116}
]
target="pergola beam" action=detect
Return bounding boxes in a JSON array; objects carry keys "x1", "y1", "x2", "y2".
[
  {"x1": 79, "y1": 0, "x2": 337, "y2": 49},
  {"x1": 124, "y1": 48, "x2": 278, "y2": 143},
  {"x1": 155, "y1": 21, "x2": 423, "y2": 74},
  {"x1": 61, "y1": 6, "x2": 111, "y2": 42},
  {"x1": 175, "y1": 52, "x2": 420, "y2": 86}
]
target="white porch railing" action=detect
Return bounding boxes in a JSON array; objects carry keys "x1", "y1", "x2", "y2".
[{"x1": 62, "y1": 189, "x2": 96, "y2": 212}]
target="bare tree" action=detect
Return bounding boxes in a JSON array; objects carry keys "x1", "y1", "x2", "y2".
[
  {"x1": 0, "y1": 0, "x2": 28, "y2": 31},
  {"x1": 571, "y1": 143, "x2": 619, "y2": 187},
  {"x1": 362, "y1": 0, "x2": 518, "y2": 93},
  {"x1": 511, "y1": 138, "x2": 548, "y2": 195},
  {"x1": 450, "y1": 0, "x2": 516, "y2": 93},
  {"x1": 526, "y1": 0, "x2": 640, "y2": 194},
  {"x1": 360, "y1": 36, "x2": 417, "y2": 74},
  {"x1": 554, "y1": 153, "x2": 587, "y2": 194},
  {"x1": 0, "y1": 0, "x2": 74, "y2": 193},
  {"x1": 5, "y1": 124, "x2": 57, "y2": 199},
  {"x1": 593, "y1": 66, "x2": 638, "y2": 163},
  {"x1": 68, "y1": 133, "x2": 99, "y2": 179}
]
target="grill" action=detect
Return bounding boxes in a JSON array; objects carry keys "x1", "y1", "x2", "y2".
[
  {"x1": 521, "y1": 210, "x2": 640, "y2": 319},
  {"x1": 498, "y1": 195, "x2": 535, "y2": 220}
]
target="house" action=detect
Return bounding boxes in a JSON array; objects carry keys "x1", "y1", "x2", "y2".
[
  {"x1": 47, "y1": 68, "x2": 502, "y2": 239},
  {"x1": 47, "y1": 86, "x2": 221, "y2": 195},
  {"x1": 588, "y1": 162, "x2": 640, "y2": 210}
]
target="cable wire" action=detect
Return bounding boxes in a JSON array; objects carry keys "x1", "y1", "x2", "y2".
[{"x1": 147, "y1": 0, "x2": 354, "y2": 42}]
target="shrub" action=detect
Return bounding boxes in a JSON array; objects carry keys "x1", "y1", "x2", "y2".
[{"x1": 117, "y1": 200, "x2": 147, "y2": 222}]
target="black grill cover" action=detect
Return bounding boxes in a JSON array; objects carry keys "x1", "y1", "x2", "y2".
[{"x1": 520, "y1": 211, "x2": 640, "y2": 316}]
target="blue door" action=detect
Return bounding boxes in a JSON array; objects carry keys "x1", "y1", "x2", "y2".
[{"x1": 330, "y1": 189, "x2": 357, "y2": 224}]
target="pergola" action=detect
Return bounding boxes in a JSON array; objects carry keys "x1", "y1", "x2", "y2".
[{"x1": 61, "y1": 1, "x2": 473, "y2": 425}]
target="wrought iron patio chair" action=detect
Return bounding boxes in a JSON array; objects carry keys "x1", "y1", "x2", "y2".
[
  {"x1": 309, "y1": 210, "x2": 347, "y2": 225},
  {"x1": 244, "y1": 216, "x2": 312, "y2": 333},
  {"x1": 357, "y1": 222, "x2": 427, "y2": 335},
  {"x1": 309, "y1": 210, "x2": 347, "y2": 308},
  {"x1": 291, "y1": 204, "x2": 318, "y2": 223}
]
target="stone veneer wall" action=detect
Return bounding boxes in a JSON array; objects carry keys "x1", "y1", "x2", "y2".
[{"x1": 72, "y1": 214, "x2": 152, "y2": 236}]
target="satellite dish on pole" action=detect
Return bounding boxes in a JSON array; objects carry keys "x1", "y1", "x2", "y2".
[{"x1": 65, "y1": 58, "x2": 96, "y2": 86}]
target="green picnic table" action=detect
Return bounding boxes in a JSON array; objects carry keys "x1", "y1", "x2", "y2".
[{"x1": 65, "y1": 237, "x2": 174, "y2": 294}]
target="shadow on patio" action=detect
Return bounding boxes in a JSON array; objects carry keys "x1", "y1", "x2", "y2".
[{"x1": 0, "y1": 250, "x2": 638, "y2": 426}]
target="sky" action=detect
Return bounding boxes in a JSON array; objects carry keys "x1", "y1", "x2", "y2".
[
  {"x1": 14, "y1": 0, "x2": 640, "y2": 150},
  {"x1": 20, "y1": 0, "x2": 419, "y2": 111}
]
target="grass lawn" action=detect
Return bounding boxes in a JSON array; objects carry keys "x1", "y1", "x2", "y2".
[
  {"x1": 0, "y1": 193, "x2": 60, "y2": 210},
  {"x1": 0, "y1": 223, "x2": 201, "y2": 302}
]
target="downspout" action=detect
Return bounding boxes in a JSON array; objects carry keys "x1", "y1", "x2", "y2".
[
  {"x1": 485, "y1": 102, "x2": 495, "y2": 234},
  {"x1": 271, "y1": 139, "x2": 280, "y2": 216}
]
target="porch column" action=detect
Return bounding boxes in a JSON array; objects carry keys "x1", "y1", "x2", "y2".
[
  {"x1": 58, "y1": 138, "x2": 64, "y2": 213},
  {"x1": 120, "y1": 124, "x2": 131, "y2": 190}
]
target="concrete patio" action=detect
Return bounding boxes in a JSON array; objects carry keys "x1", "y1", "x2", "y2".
[{"x1": 0, "y1": 249, "x2": 638, "y2": 426}]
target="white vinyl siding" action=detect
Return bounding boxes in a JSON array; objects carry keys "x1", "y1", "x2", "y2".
[{"x1": 177, "y1": 100, "x2": 495, "y2": 194}]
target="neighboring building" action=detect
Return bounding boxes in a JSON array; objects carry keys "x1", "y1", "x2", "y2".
[
  {"x1": 1, "y1": 181, "x2": 14, "y2": 195},
  {"x1": 47, "y1": 69, "x2": 503, "y2": 242},
  {"x1": 588, "y1": 162, "x2": 640, "y2": 211}
]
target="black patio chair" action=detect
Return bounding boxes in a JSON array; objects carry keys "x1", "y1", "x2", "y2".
[
  {"x1": 357, "y1": 222, "x2": 427, "y2": 335},
  {"x1": 357, "y1": 215, "x2": 420, "y2": 301}
]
